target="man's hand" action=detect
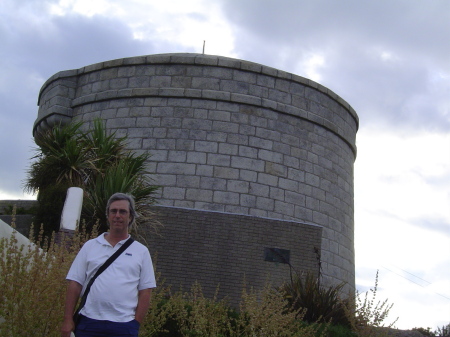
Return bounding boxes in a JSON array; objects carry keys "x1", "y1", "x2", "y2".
[
  {"x1": 60, "y1": 317, "x2": 74, "y2": 337},
  {"x1": 135, "y1": 288, "x2": 153, "y2": 324},
  {"x1": 61, "y1": 281, "x2": 82, "y2": 337}
]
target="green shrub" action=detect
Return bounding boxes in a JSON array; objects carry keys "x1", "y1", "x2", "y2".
[
  {"x1": 324, "y1": 324, "x2": 357, "y2": 337},
  {"x1": 162, "y1": 283, "x2": 232, "y2": 337},
  {"x1": 235, "y1": 282, "x2": 321, "y2": 337},
  {"x1": 277, "y1": 271, "x2": 350, "y2": 327},
  {"x1": 140, "y1": 281, "x2": 324, "y2": 337}
]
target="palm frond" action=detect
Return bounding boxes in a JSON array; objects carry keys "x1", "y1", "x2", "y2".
[{"x1": 25, "y1": 119, "x2": 160, "y2": 237}]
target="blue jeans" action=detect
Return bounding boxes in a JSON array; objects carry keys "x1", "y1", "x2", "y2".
[{"x1": 75, "y1": 315, "x2": 140, "y2": 337}]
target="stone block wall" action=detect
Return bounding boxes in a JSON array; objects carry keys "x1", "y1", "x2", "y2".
[{"x1": 34, "y1": 53, "x2": 358, "y2": 290}]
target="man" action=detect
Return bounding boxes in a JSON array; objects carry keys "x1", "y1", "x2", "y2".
[{"x1": 61, "y1": 193, "x2": 156, "y2": 337}]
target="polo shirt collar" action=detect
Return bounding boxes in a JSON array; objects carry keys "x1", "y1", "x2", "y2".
[{"x1": 96, "y1": 232, "x2": 130, "y2": 247}]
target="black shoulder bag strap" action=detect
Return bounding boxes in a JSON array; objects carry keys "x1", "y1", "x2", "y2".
[{"x1": 73, "y1": 237, "x2": 135, "y2": 324}]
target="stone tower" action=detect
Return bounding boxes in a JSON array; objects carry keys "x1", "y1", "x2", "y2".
[{"x1": 34, "y1": 53, "x2": 358, "y2": 302}]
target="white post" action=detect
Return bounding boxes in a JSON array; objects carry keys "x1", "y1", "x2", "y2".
[{"x1": 60, "y1": 187, "x2": 84, "y2": 231}]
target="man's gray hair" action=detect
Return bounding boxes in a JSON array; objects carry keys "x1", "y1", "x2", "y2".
[{"x1": 106, "y1": 192, "x2": 137, "y2": 226}]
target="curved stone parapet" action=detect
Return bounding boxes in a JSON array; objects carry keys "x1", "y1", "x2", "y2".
[
  {"x1": 35, "y1": 54, "x2": 358, "y2": 152},
  {"x1": 35, "y1": 53, "x2": 358, "y2": 290}
]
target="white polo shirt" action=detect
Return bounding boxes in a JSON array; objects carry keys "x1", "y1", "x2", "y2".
[{"x1": 67, "y1": 233, "x2": 156, "y2": 322}]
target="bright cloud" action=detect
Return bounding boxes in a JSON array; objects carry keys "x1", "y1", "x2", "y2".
[
  {"x1": 303, "y1": 53, "x2": 325, "y2": 82},
  {"x1": 355, "y1": 130, "x2": 450, "y2": 223},
  {"x1": 48, "y1": 0, "x2": 236, "y2": 56},
  {"x1": 355, "y1": 129, "x2": 450, "y2": 328}
]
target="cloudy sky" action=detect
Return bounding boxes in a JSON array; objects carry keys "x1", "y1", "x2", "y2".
[{"x1": 1, "y1": 0, "x2": 449, "y2": 330}]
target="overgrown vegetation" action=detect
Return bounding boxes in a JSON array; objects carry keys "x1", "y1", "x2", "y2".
[
  {"x1": 0, "y1": 220, "x2": 322, "y2": 337},
  {"x1": 0, "y1": 221, "x2": 97, "y2": 336},
  {"x1": 1, "y1": 212, "x2": 404, "y2": 337},
  {"x1": 141, "y1": 282, "x2": 323, "y2": 337},
  {"x1": 25, "y1": 119, "x2": 159, "y2": 236}
]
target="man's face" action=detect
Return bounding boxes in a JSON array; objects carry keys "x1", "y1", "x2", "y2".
[{"x1": 107, "y1": 200, "x2": 132, "y2": 231}]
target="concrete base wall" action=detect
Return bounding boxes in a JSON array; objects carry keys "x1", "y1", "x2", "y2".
[{"x1": 143, "y1": 205, "x2": 322, "y2": 306}]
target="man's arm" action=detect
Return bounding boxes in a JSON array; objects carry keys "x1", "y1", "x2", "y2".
[
  {"x1": 61, "y1": 280, "x2": 82, "y2": 337},
  {"x1": 134, "y1": 288, "x2": 153, "y2": 324}
]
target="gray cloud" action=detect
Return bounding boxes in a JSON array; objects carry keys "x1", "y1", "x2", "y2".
[
  {"x1": 2, "y1": 0, "x2": 448, "y2": 195},
  {"x1": 6, "y1": 16, "x2": 151, "y2": 76},
  {"x1": 217, "y1": 0, "x2": 450, "y2": 132},
  {"x1": 0, "y1": 11, "x2": 157, "y2": 197},
  {"x1": 1, "y1": 1, "x2": 201, "y2": 197},
  {"x1": 220, "y1": 0, "x2": 450, "y2": 63}
]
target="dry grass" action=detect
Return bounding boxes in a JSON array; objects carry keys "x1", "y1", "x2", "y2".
[
  {"x1": 0, "y1": 215, "x2": 96, "y2": 336},
  {"x1": 343, "y1": 270, "x2": 398, "y2": 337}
]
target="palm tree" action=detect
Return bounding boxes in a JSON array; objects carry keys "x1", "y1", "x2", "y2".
[
  {"x1": 25, "y1": 119, "x2": 159, "y2": 236},
  {"x1": 27, "y1": 121, "x2": 89, "y2": 191},
  {"x1": 83, "y1": 153, "x2": 159, "y2": 234},
  {"x1": 26, "y1": 121, "x2": 87, "y2": 235}
]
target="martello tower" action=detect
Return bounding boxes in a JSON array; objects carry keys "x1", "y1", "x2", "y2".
[{"x1": 34, "y1": 53, "x2": 358, "y2": 303}]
